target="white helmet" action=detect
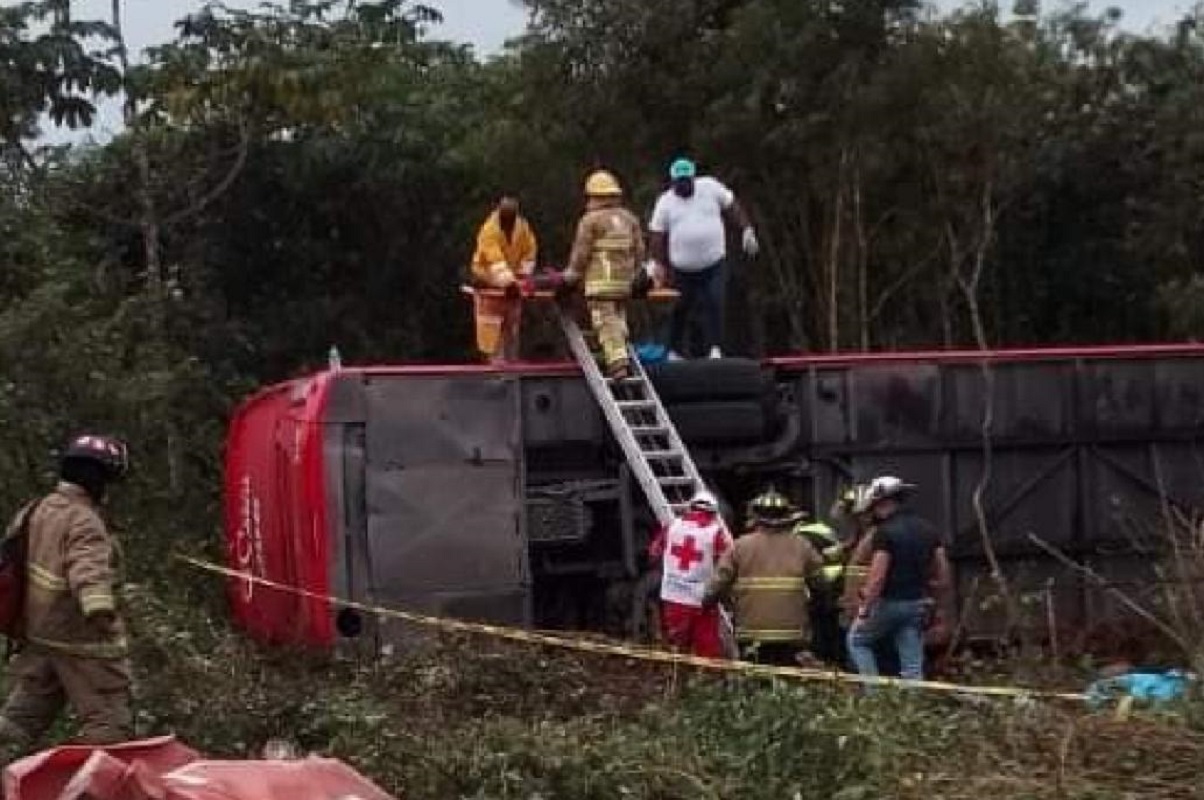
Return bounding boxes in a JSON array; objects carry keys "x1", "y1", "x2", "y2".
[
  {"x1": 688, "y1": 489, "x2": 719, "y2": 513},
  {"x1": 868, "y1": 476, "x2": 916, "y2": 505}
]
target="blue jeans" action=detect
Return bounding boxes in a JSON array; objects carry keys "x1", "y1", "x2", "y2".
[
  {"x1": 667, "y1": 258, "x2": 727, "y2": 355},
  {"x1": 847, "y1": 599, "x2": 927, "y2": 681}
]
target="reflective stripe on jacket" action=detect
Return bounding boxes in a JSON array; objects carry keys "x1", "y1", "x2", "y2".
[
  {"x1": 706, "y1": 526, "x2": 824, "y2": 645},
  {"x1": 567, "y1": 201, "x2": 644, "y2": 299},
  {"x1": 11, "y1": 483, "x2": 127, "y2": 659}
]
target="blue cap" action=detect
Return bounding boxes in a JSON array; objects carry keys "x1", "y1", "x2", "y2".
[{"x1": 669, "y1": 158, "x2": 696, "y2": 179}]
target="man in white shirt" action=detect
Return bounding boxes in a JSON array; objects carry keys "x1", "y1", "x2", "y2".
[{"x1": 648, "y1": 157, "x2": 759, "y2": 360}]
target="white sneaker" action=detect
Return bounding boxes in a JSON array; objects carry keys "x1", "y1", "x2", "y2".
[
  {"x1": 667, "y1": 350, "x2": 684, "y2": 362},
  {"x1": 708, "y1": 346, "x2": 723, "y2": 360}
]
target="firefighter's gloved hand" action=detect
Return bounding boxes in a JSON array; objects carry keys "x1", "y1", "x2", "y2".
[
  {"x1": 630, "y1": 269, "x2": 653, "y2": 300},
  {"x1": 519, "y1": 276, "x2": 537, "y2": 297},
  {"x1": 742, "y1": 227, "x2": 760, "y2": 257}
]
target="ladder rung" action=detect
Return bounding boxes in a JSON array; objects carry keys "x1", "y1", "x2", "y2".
[
  {"x1": 659, "y1": 477, "x2": 696, "y2": 487},
  {"x1": 617, "y1": 400, "x2": 656, "y2": 412},
  {"x1": 642, "y1": 450, "x2": 683, "y2": 460},
  {"x1": 632, "y1": 425, "x2": 669, "y2": 436}
]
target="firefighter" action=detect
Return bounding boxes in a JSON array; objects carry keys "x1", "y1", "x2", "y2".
[
  {"x1": 470, "y1": 195, "x2": 538, "y2": 363},
  {"x1": 562, "y1": 170, "x2": 645, "y2": 379},
  {"x1": 647, "y1": 490, "x2": 733, "y2": 658},
  {"x1": 833, "y1": 484, "x2": 877, "y2": 631},
  {"x1": 793, "y1": 517, "x2": 845, "y2": 666},
  {"x1": 703, "y1": 488, "x2": 825, "y2": 666},
  {"x1": 0, "y1": 435, "x2": 132, "y2": 755}
]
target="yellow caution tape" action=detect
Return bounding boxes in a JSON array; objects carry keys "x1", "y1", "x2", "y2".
[{"x1": 177, "y1": 555, "x2": 1087, "y2": 703}]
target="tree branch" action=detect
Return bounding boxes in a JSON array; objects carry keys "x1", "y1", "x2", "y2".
[
  {"x1": 161, "y1": 118, "x2": 251, "y2": 227},
  {"x1": 1028, "y1": 532, "x2": 1192, "y2": 654}
]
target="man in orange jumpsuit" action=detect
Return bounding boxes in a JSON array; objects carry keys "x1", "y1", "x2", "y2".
[{"x1": 470, "y1": 195, "x2": 538, "y2": 363}]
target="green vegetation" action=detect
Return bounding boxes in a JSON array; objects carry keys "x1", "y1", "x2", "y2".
[
  {"x1": 121, "y1": 588, "x2": 1204, "y2": 799},
  {"x1": 4, "y1": 1, "x2": 1204, "y2": 795}
]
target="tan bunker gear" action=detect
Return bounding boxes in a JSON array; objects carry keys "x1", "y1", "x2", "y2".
[{"x1": 0, "y1": 482, "x2": 132, "y2": 748}]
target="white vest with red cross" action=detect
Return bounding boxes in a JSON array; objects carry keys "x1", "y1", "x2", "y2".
[{"x1": 659, "y1": 517, "x2": 727, "y2": 607}]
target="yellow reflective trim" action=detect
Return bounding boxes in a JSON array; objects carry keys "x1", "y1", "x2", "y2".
[
  {"x1": 821, "y1": 565, "x2": 844, "y2": 581},
  {"x1": 28, "y1": 563, "x2": 67, "y2": 592},
  {"x1": 28, "y1": 635, "x2": 128, "y2": 660},
  {"x1": 737, "y1": 630, "x2": 806, "y2": 643},
  {"x1": 78, "y1": 586, "x2": 116, "y2": 616},
  {"x1": 735, "y1": 577, "x2": 807, "y2": 591}
]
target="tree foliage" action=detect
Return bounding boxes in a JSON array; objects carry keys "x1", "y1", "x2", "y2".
[{"x1": 3, "y1": 0, "x2": 1204, "y2": 579}]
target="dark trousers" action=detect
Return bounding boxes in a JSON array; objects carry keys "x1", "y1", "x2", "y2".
[
  {"x1": 743, "y1": 641, "x2": 801, "y2": 667},
  {"x1": 667, "y1": 259, "x2": 726, "y2": 355},
  {"x1": 810, "y1": 595, "x2": 846, "y2": 666}
]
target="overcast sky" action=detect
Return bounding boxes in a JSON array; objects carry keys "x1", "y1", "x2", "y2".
[{"x1": 7, "y1": 0, "x2": 1197, "y2": 143}]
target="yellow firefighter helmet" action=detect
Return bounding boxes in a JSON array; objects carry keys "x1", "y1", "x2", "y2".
[{"x1": 585, "y1": 170, "x2": 623, "y2": 197}]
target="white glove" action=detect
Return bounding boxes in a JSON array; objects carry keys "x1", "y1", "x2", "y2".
[
  {"x1": 644, "y1": 259, "x2": 669, "y2": 287},
  {"x1": 488, "y1": 261, "x2": 516, "y2": 287},
  {"x1": 742, "y1": 227, "x2": 760, "y2": 257}
]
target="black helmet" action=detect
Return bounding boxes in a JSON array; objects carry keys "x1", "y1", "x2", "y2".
[
  {"x1": 749, "y1": 487, "x2": 803, "y2": 528},
  {"x1": 63, "y1": 434, "x2": 129, "y2": 482}
]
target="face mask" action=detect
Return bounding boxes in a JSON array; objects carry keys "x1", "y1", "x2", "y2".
[{"x1": 672, "y1": 178, "x2": 695, "y2": 198}]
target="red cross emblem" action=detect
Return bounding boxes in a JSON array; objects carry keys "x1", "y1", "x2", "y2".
[{"x1": 669, "y1": 534, "x2": 704, "y2": 572}]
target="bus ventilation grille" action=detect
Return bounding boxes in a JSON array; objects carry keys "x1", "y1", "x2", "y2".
[{"x1": 526, "y1": 494, "x2": 591, "y2": 544}]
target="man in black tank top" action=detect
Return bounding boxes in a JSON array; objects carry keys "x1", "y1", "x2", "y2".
[{"x1": 847, "y1": 476, "x2": 952, "y2": 683}]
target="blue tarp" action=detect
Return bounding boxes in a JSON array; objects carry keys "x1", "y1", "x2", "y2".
[
  {"x1": 1085, "y1": 670, "x2": 1193, "y2": 709},
  {"x1": 635, "y1": 343, "x2": 667, "y2": 365}
]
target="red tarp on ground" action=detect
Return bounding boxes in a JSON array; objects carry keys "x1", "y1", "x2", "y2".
[{"x1": 4, "y1": 736, "x2": 397, "y2": 800}]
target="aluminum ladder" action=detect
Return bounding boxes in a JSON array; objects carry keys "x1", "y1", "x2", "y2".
[{"x1": 557, "y1": 309, "x2": 704, "y2": 527}]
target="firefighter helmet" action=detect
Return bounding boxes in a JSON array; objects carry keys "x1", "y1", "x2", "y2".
[
  {"x1": 63, "y1": 434, "x2": 129, "y2": 482},
  {"x1": 837, "y1": 483, "x2": 875, "y2": 515},
  {"x1": 585, "y1": 170, "x2": 623, "y2": 197},
  {"x1": 749, "y1": 487, "x2": 802, "y2": 527}
]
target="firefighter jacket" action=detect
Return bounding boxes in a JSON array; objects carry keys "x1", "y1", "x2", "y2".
[
  {"x1": 565, "y1": 200, "x2": 644, "y2": 299},
  {"x1": 705, "y1": 526, "x2": 824, "y2": 645},
  {"x1": 11, "y1": 483, "x2": 127, "y2": 659},
  {"x1": 794, "y1": 521, "x2": 844, "y2": 586},
  {"x1": 471, "y1": 211, "x2": 537, "y2": 287},
  {"x1": 838, "y1": 533, "x2": 874, "y2": 625}
]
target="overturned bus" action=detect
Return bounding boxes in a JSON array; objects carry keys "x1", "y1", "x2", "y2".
[{"x1": 223, "y1": 344, "x2": 1204, "y2": 652}]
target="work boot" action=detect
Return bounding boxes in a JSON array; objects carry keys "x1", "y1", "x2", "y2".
[
  {"x1": 708, "y1": 346, "x2": 723, "y2": 360},
  {"x1": 668, "y1": 351, "x2": 684, "y2": 362}
]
